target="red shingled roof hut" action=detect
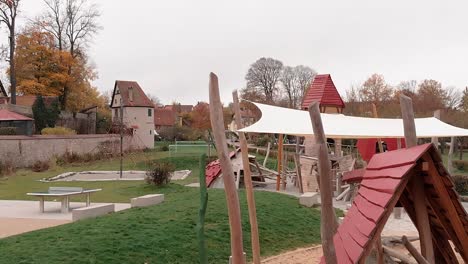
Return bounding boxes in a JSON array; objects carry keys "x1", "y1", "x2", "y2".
[
  {"x1": 322, "y1": 143, "x2": 468, "y2": 263},
  {"x1": 301, "y1": 74, "x2": 345, "y2": 113}
]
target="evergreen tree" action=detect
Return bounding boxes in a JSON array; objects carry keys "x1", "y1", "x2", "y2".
[
  {"x1": 32, "y1": 96, "x2": 48, "y2": 132},
  {"x1": 47, "y1": 98, "x2": 61, "y2": 128}
]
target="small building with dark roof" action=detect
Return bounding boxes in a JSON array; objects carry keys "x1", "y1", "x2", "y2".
[
  {"x1": 0, "y1": 109, "x2": 34, "y2": 136},
  {"x1": 110, "y1": 80, "x2": 155, "y2": 149},
  {"x1": 154, "y1": 107, "x2": 176, "y2": 131}
]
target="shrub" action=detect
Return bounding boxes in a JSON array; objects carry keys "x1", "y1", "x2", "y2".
[
  {"x1": 41, "y1": 126, "x2": 77, "y2": 135},
  {"x1": 452, "y1": 160, "x2": 468, "y2": 171},
  {"x1": 0, "y1": 160, "x2": 15, "y2": 176},
  {"x1": 452, "y1": 175, "x2": 468, "y2": 195},
  {"x1": 31, "y1": 160, "x2": 50, "y2": 172},
  {"x1": 161, "y1": 145, "x2": 169, "y2": 151},
  {"x1": 0, "y1": 127, "x2": 17, "y2": 135},
  {"x1": 145, "y1": 162, "x2": 175, "y2": 186},
  {"x1": 255, "y1": 135, "x2": 271, "y2": 147}
]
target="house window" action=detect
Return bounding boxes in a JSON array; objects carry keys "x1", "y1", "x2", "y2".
[
  {"x1": 148, "y1": 109, "x2": 152, "y2": 117},
  {"x1": 150, "y1": 130, "x2": 152, "y2": 135},
  {"x1": 114, "y1": 99, "x2": 117, "y2": 104},
  {"x1": 115, "y1": 108, "x2": 119, "y2": 118}
]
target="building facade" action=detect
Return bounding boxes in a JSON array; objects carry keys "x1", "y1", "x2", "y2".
[{"x1": 110, "y1": 80, "x2": 155, "y2": 149}]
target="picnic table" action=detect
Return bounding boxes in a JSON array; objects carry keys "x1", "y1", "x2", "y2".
[{"x1": 27, "y1": 187, "x2": 102, "y2": 213}]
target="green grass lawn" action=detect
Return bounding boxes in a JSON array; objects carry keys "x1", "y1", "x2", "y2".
[
  {"x1": 0, "y1": 148, "x2": 328, "y2": 263},
  {"x1": 0, "y1": 149, "x2": 200, "y2": 202},
  {"x1": 0, "y1": 184, "x2": 324, "y2": 264}
]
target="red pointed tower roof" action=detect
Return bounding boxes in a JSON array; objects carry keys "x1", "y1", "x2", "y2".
[{"x1": 301, "y1": 74, "x2": 345, "y2": 110}]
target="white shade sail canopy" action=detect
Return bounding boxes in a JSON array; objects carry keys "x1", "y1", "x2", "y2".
[{"x1": 238, "y1": 102, "x2": 468, "y2": 139}]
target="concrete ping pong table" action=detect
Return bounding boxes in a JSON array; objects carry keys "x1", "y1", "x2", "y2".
[{"x1": 27, "y1": 187, "x2": 102, "y2": 213}]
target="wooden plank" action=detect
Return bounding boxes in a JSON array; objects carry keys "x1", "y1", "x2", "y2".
[
  {"x1": 338, "y1": 227, "x2": 364, "y2": 262},
  {"x1": 447, "y1": 137, "x2": 455, "y2": 174},
  {"x1": 334, "y1": 233, "x2": 354, "y2": 264},
  {"x1": 400, "y1": 95, "x2": 417, "y2": 147},
  {"x1": 339, "y1": 221, "x2": 368, "y2": 247},
  {"x1": 422, "y1": 153, "x2": 468, "y2": 263},
  {"x1": 353, "y1": 194, "x2": 385, "y2": 223},
  {"x1": 208, "y1": 73, "x2": 245, "y2": 264},
  {"x1": 293, "y1": 153, "x2": 304, "y2": 193},
  {"x1": 276, "y1": 134, "x2": 283, "y2": 191},
  {"x1": 431, "y1": 110, "x2": 441, "y2": 149},
  {"x1": 364, "y1": 164, "x2": 415, "y2": 179},
  {"x1": 402, "y1": 235, "x2": 430, "y2": 264},
  {"x1": 346, "y1": 206, "x2": 376, "y2": 237},
  {"x1": 263, "y1": 142, "x2": 271, "y2": 167},
  {"x1": 410, "y1": 174, "x2": 435, "y2": 264},
  {"x1": 308, "y1": 102, "x2": 337, "y2": 264},
  {"x1": 232, "y1": 90, "x2": 260, "y2": 264},
  {"x1": 358, "y1": 185, "x2": 393, "y2": 207},
  {"x1": 375, "y1": 234, "x2": 384, "y2": 264},
  {"x1": 360, "y1": 177, "x2": 403, "y2": 193}
]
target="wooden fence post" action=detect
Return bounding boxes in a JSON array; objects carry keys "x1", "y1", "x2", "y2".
[
  {"x1": 208, "y1": 73, "x2": 245, "y2": 264},
  {"x1": 308, "y1": 101, "x2": 337, "y2": 264},
  {"x1": 232, "y1": 90, "x2": 261, "y2": 264},
  {"x1": 400, "y1": 95, "x2": 435, "y2": 264}
]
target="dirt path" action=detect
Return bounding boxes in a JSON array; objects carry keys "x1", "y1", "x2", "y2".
[
  {"x1": 261, "y1": 246, "x2": 323, "y2": 264},
  {"x1": 0, "y1": 218, "x2": 70, "y2": 238}
]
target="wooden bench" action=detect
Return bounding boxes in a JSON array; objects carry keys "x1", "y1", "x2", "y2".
[{"x1": 27, "y1": 187, "x2": 102, "y2": 213}]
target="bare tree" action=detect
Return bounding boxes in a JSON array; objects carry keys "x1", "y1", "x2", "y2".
[
  {"x1": 461, "y1": 87, "x2": 468, "y2": 112},
  {"x1": 0, "y1": 0, "x2": 20, "y2": 104},
  {"x1": 295, "y1": 65, "x2": 316, "y2": 102},
  {"x1": 445, "y1": 86, "x2": 461, "y2": 110},
  {"x1": 65, "y1": 0, "x2": 101, "y2": 57},
  {"x1": 245, "y1": 57, "x2": 283, "y2": 103},
  {"x1": 34, "y1": 0, "x2": 67, "y2": 50},
  {"x1": 281, "y1": 65, "x2": 316, "y2": 108},
  {"x1": 417, "y1": 79, "x2": 447, "y2": 113}
]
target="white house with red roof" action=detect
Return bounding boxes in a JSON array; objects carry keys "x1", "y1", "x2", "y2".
[{"x1": 110, "y1": 80, "x2": 155, "y2": 149}]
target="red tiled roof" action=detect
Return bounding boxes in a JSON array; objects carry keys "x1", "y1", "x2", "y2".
[
  {"x1": 165, "y1": 104, "x2": 194, "y2": 113},
  {"x1": 0, "y1": 109, "x2": 33, "y2": 121},
  {"x1": 205, "y1": 150, "x2": 239, "y2": 187},
  {"x1": 110, "y1": 81, "x2": 154, "y2": 108},
  {"x1": 301, "y1": 74, "x2": 345, "y2": 109},
  {"x1": 15, "y1": 96, "x2": 58, "y2": 107},
  {"x1": 321, "y1": 143, "x2": 468, "y2": 263},
  {"x1": 154, "y1": 108, "x2": 176, "y2": 127}
]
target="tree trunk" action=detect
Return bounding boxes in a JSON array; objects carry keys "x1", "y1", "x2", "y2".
[{"x1": 9, "y1": 22, "x2": 16, "y2": 105}]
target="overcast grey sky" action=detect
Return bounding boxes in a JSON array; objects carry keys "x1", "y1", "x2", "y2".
[{"x1": 3, "y1": 0, "x2": 468, "y2": 105}]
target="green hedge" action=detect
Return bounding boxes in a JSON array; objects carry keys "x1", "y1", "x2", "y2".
[
  {"x1": 0, "y1": 127, "x2": 17, "y2": 135},
  {"x1": 453, "y1": 175, "x2": 468, "y2": 195},
  {"x1": 452, "y1": 160, "x2": 468, "y2": 171}
]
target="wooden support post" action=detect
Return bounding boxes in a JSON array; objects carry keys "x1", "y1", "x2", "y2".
[
  {"x1": 232, "y1": 90, "x2": 261, "y2": 264},
  {"x1": 276, "y1": 134, "x2": 283, "y2": 191},
  {"x1": 263, "y1": 142, "x2": 271, "y2": 168},
  {"x1": 393, "y1": 138, "x2": 403, "y2": 219},
  {"x1": 431, "y1": 110, "x2": 441, "y2": 149},
  {"x1": 208, "y1": 73, "x2": 245, "y2": 264},
  {"x1": 308, "y1": 102, "x2": 338, "y2": 264},
  {"x1": 372, "y1": 104, "x2": 384, "y2": 153},
  {"x1": 400, "y1": 95, "x2": 435, "y2": 264},
  {"x1": 375, "y1": 234, "x2": 384, "y2": 264},
  {"x1": 294, "y1": 153, "x2": 304, "y2": 193},
  {"x1": 402, "y1": 235, "x2": 430, "y2": 264},
  {"x1": 448, "y1": 137, "x2": 455, "y2": 174}
]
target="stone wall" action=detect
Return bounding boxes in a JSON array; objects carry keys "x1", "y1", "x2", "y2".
[{"x1": 0, "y1": 134, "x2": 134, "y2": 167}]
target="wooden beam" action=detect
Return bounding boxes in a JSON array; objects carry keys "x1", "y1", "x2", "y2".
[
  {"x1": 232, "y1": 90, "x2": 261, "y2": 264},
  {"x1": 399, "y1": 95, "x2": 418, "y2": 148},
  {"x1": 422, "y1": 153, "x2": 468, "y2": 262},
  {"x1": 263, "y1": 142, "x2": 271, "y2": 168},
  {"x1": 382, "y1": 245, "x2": 416, "y2": 264},
  {"x1": 208, "y1": 73, "x2": 245, "y2": 264},
  {"x1": 403, "y1": 235, "x2": 430, "y2": 264},
  {"x1": 431, "y1": 110, "x2": 441, "y2": 148},
  {"x1": 447, "y1": 137, "x2": 455, "y2": 174},
  {"x1": 308, "y1": 102, "x2": 337, "y2": 264},
  {"x1": 293, "y1": 153, "x2": 304, "y2": 193},
  {"x1": 276, "y1": 134, "x2": 283, "y2": 191},
  {"x1": 399, "y1": 95, "x2": 435, "y2": 263},
  {"x1": 376, "y1": 234, "x2": 385, "y2": 264}
]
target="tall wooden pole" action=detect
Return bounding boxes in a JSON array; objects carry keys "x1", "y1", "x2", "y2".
[
  {"x1": 120, "y1": 98, "x2": 124, "y2": 179},
  {"x1": 372, "y1": 103, "x2": 384, "y2": 153},
  {"x1": 448, "y1": 137, "x2": 455, "y2": 174},
  {"x1": 276, "y1": 134, "x2": 284, "y2": 191},
  {"x1": 208, "y1": 73, "x2": 245, "y2": 264},
  {"x1": 232, "y1": 90, "x2": 261, "y2": 264},
  {"x1": 431, "y1": 110, "x2": 441, "y2": 150},
  {"x1": 400, "y1": 95, "x2": 435, "y2": 264},
  {"x1": 308, "y1": 102, "x2": 337, "y2": 264}
]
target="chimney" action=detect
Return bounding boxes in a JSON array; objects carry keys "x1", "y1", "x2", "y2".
[{"x1": 129, "y1": 87, "x2": 134, "y2": 102}]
